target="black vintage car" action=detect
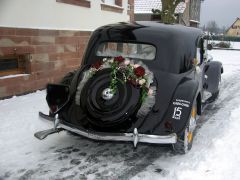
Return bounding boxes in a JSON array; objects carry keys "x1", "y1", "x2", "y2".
[{"x1": 35, "y1": 22, "x2": 223, "y2": 154}]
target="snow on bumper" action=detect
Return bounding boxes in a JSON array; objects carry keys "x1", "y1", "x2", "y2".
[{"x1": 35, "y1": 112, "x2": 177, "y2": 147}]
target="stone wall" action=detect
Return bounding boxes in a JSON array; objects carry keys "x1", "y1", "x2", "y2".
[
  {"x1": 0, "y1": 0, "x2": 131, "y2": 30},
  {"x1": 0, "y1": 27, "x2": 91, "y2": 99}
]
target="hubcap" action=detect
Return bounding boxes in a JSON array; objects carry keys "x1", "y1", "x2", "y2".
[
  {"x1": 187, "y1": 131, "x2": 193, "y2": 143},
  {"x1": 189, "y1": 106, "x2": 197, "y2": 132},
  {"x1": 102, "y1": 88, "x2": 114, "y2": 100}
]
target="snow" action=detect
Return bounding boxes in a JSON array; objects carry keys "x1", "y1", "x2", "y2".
[
  {"x1": 0, "y1": 74, "x2": 30, "y2": 80},
  {"x1": 1, "y1": 49, "x2": 240, "y2": 179},
  {"x1": 231, "y1": 41, "x2": 240, "y2": 49}
]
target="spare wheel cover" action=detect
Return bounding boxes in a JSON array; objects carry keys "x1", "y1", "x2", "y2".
[{"x1": 80, "y1": 68, "x2": 141, "y2": 128}]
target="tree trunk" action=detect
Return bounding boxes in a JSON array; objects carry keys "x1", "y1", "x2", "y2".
[{"x1": 161, "y1": 0, "x2": 182, "y2": 24}]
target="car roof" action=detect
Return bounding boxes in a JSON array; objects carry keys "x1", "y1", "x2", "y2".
[
  {"x1": 95, "y1": 21, "x2": 202, "y2": 41},
  {"x1": 85, "y1": 22, "x2": 203, "y2": 74}
]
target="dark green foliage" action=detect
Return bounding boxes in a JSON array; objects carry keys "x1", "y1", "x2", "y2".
[{"x1": 206, "y1": 35, "x2": 240, "y2": 42}]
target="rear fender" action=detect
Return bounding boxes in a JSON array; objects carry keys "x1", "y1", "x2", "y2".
[
  {"x1": 164, "y1": 78, "x2": 199, "y2": 134},
  {"x1": 46, "y1": 84, "x2": 70, "y2": 112},
  {"x1": 203, "y1": 61, "x2": 222, "y2": 94}
]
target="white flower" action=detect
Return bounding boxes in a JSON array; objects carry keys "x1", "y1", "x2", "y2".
[
  {"x1": 148, "y1": 88, "x2": 153, "y2": 95},
  {"x1": 196, "y1": 66, "x2": 201, "y2": 74},
  {"x1": 109, "y1": 59, "x2": 114, "y2": 63},
  {"x1": 124, "y1": 60, "x2": 130, "y2": 65},
  {"x1": 139, "y1": 79, "x2": 146, "y2": 85},
  {"x1": 134, "y1": 64, "x2": 140, "y2": 68},
  {"x1": 103, "y1": 58, "x2": 107, "y2": 62}
]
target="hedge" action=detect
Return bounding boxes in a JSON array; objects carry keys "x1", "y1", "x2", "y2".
[{"x1": 205, "y1": 35, "x2": 240, "y2": 42}]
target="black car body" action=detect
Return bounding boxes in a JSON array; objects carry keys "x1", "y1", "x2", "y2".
[{"x1": 35, "y1": 22, "x2": 223, "y2": 153}]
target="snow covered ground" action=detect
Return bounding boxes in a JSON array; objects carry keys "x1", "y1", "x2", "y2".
[
  {"x1": 1, "y1": 48, "x2": 240, "y2": 180},
  {"x1": 231, "y1": 41, "x2": 240, "y2": 49}
]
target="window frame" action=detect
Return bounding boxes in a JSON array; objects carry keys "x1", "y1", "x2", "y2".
[
  {"x1": 95, "y1": 41, "x2": 157, "y2": 61},
  {"x1": 56, "y1": 0, "x2": 91, "y2": 8},
  {"x1": 100, "y1": 0, "x2": 123, "y2": 13},
  {"x1": 0, "y1": 54, "x2": 30, "y2": 77}
]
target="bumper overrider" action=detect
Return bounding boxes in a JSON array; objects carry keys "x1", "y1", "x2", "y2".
[{"x1": 35, "y1": 112, "x2": 177, "y2": 147}]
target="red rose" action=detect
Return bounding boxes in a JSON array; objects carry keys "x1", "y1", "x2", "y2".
[
  {"x1": 134, "y1": 66, "x2": 145, "y2": 77},
  {"x1": 91, "y1": 60, "x2": 102, "y2": 69},
  {"x1": 114, "y1": 56, "x2": 125, "y2": 63}
]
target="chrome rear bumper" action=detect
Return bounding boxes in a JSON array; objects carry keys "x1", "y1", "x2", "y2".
[{"x1": 35, "y1": 112, "x2": 177, "y2": 147}]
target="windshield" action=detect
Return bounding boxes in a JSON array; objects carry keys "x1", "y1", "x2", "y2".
[{"x1": 96, "y1": 42, "x2": 156, "y2": 60}]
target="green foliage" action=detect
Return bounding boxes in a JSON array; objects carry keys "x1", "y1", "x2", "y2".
[
  {"x1": 206, "y1": 35, "x2": 240, "y2": 42},
  {"x1": 109, "y1": 61, "x2": 149, "y2": 102},
  {"x1": 110, "y1": 62, "x2": 118, "y2": 94},
  {"x1": 141, "y1": 87, "x2": 149, "y2": 103}
]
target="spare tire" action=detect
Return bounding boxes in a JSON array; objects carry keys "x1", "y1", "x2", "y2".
[
  {"x1": 78, "y1": 68, "x2": 142, "y2": 130},
  {"x1": 60, "y1": 70, "x2": 77, "y2": 86}
]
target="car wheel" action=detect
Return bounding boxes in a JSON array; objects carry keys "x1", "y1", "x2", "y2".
[
  {"x1": 210, "y1": 91, "x2": 219, "y2": 101},
  {"x1": 172, "y1": 101, "x2": 197, "y2": 154},
  {"x1": 207, "y1": 74, "x2": 221, "y2": 103}
]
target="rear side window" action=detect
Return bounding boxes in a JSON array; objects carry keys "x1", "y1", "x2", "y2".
[{"x1": 96, "y1": 42, "x2": 156, "y2": 60}]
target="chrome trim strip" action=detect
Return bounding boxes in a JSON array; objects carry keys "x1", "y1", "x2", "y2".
[
  {"x1": 38, "y1": 112, "x2": 177, "y2": 146},
  {"x1": 58, "y1": 123, "x2": 177, "y2": 145}
]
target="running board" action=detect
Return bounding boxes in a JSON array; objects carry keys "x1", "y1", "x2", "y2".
[{"x1": 34, "y1": 128, "x2": 63, "y2": 140}]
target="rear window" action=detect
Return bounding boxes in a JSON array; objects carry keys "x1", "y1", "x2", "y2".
[{"x1": 96, "y1": 42, "x2": 156, "y2": 60}]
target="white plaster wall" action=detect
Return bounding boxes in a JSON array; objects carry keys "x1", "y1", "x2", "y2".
[{"x1": 0, "y1": 0, "x2": 130, "y2": 31}]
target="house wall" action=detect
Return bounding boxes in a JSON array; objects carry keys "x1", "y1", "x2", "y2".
[
  {"x1": 0, "y1": 0, "x2": 130, "y2": 30},
  {"x1": 0, "y1": 0, "x2": 134, "y2": 99},
  {"x1": 128, "y1": 0, "x2": 135, "y2": 22},
  {"x1": 0, "y1": 27, "x2": 91, "y2": 98},
  {"x1": 226, "y1": 19, "x2": 240, "y2": 36}
]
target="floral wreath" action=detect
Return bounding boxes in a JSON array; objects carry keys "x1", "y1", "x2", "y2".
[{"x1": 75, "y1": 56, "x2": 156, "y2": 117}]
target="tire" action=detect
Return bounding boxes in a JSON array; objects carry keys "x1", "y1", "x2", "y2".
[
  {"x1": 79, "y1": 68, "x2": 142, "y2": 130},
  {"x1": 172, "y1": 100, "x2": 197, "y2": 154},
  {"x1": 207, "y1": 74, "x2": 221, "y2": 103},
  {"x1": 208, "y1": 90, "x2": 219, "y2": 102}
]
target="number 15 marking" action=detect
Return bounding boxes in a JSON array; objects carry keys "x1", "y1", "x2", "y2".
[{"x1": 172, "y1": 107, "x2": 182, "y2": 120}]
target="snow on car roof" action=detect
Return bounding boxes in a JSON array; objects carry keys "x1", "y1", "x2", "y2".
[{"x1": 134, "y1": 0, "x2": 186, "y2": 14}]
